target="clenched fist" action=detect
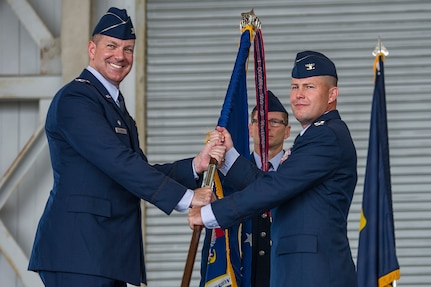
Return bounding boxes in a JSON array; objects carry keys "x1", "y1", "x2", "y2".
[
  {"x1": 188, "y1": 206, "x2": 203, "y2": 229},
  {"x1": 191, "y1": 186, "x2": 213, "y2": 207}
]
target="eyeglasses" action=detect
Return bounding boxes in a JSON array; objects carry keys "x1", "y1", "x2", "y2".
[{"x1": 251, "y1": 118, "x2": 287, "y2": 127}]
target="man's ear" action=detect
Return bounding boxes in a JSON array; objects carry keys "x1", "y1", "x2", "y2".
[
  {"x1": 248, "y1": 122, "x2": 255, "y2": 137},
  {"x1": 88, "y1": 41, "x2": 96, "y2": 61},
  {"x1": 284, "y1": 125, "x2": 291, "y2": 139},
  {"x1": 328, "y1": 86, "x2": 339, "y2": 104}
]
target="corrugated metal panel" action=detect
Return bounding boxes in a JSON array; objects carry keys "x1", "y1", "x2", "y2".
[{"x1": 145, "y1": 0, "x2": 431, "y2": 286}]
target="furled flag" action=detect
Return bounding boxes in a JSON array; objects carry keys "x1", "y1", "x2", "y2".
[
  {"x1": 200, "y1": 10, "x2": 263, "y2": 287},
  {"x1": 357, "y1": 45, "x2": 400, "y2": 287}
]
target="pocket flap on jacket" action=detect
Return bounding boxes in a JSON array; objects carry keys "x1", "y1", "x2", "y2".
[
  {"x1": 276, "y1": 234, "x2": 317, "y2": 255},
  {"x1": 67, "y1": 195, "x2": 111, "y2": 218}
]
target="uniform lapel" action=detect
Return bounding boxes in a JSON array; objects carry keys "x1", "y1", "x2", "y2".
[{"x1": 78, "y1": 70, "x2": 141, "y2": 153}]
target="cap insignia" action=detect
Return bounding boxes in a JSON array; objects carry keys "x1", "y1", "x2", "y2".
[{"x1": 305, "y1": 63, "x2": 315, "y2": 71}]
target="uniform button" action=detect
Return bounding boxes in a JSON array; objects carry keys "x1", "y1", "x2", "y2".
[
  {"x1": 259, "y1": 250, "x2": 265, "y2": 256},
  {"x1": 261, "y1": 213, "x2": 268, "y2": 219},
  {"x1": 260, "y1": 231, "x2": 267, "y2": 238}
]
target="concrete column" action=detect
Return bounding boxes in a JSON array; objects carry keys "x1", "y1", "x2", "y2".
[
  {"x1": 134, "y1": 0, "x2": 147, "y2": 154},
  {"x1": 61, "y1": 0, "x2": 91, "y2": 83}
]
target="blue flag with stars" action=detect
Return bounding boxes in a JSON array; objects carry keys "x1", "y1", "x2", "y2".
[{"x1": 200, "y1": 27, "x2": 252, "y2": 287}]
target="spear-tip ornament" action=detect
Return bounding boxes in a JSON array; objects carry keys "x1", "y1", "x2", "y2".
[{"x1": 372, "y1": 37, "x2": 389, "y2": 56}]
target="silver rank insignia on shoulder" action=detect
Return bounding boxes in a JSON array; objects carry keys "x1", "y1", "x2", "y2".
[
  {"x1": 314, "y1": 120, "x2": 325, "y2": 126},
  {"x1": 74, "y1": 78, "x2": 90, "y2": 84},
  {"x1": 305, "y1": 63, "x2": 315, "y2": 71}
]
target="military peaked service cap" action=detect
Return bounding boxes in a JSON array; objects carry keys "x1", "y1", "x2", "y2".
[
  {"x1": 253, "y1": 90, "x2": 288, "y2": 114},
  {"x1": 292, "y1": 50, "x2": 337, "y2": 79},
  {"x1": 92, "y1": 7, "x2": 136, "y2": 40}
]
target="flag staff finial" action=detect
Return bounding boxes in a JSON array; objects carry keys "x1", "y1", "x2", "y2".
[
  {"x1": 372, "y1": 37, "x2": 389, "y2": 56},
  {"x1": 240, "y1": 9, "x2": 261, "y2": 32}
]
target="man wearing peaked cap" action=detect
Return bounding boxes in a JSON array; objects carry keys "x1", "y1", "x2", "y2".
[
  {"x1": 28, "y1": 7, "x2": 224, "y2": 287},
  {"x1": 189, "y1": 50, "x2": 358, "y2": 287}
]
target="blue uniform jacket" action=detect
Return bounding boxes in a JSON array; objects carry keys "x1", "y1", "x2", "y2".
[
  {"x1": 211, "y1": 110, "x2": 358, "y2": 287},
  {"x1": 28, "y1": 69, "x2": 198, "y2": 285}
]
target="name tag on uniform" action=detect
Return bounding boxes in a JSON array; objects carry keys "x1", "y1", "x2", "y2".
[{"x1": 115, "y1": 127, "x2": 127, "y2": 134}]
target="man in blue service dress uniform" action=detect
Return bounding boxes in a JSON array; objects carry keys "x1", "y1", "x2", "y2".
[
  {"x1": 28, "y1": 7, "x2": 224, "y2": 287},
  {"x1": 247, "y1": 92, "x2": 291, "y2": 287},
  {"x1": 189, "y1": 51, "x2": 358, "y2": 287}
]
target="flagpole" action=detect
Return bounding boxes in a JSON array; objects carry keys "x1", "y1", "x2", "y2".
[
  {"x1": 180, "y1": 225, "x2": 202, "y2": 287},
  {"x1": 371, "y1": 38, "x2": 398, "y2": 287},
  {"x1": 357, "y1": 37, "x2": 400, "y2": 287},
  {"x1": 199, "y1": 10, "x2": 262, "y2": 287},
  {"x1": 181, "y1": 157, "x2": 218, "y2": 287}
]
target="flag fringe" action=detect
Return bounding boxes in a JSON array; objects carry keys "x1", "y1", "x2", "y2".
[
  {"x1": 212, "y1": 171, "x2": 238, "y2": 287},
  {"x1": 378, "y1": 269, "x2": 400, "y2": 287}
]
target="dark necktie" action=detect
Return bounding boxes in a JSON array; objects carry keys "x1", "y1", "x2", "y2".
[
  {"x1": 268, "y1": 161, "x2": 274, "y2": 171},
  {"x1": 117, "y1": 92, "x2": 126, "y2": 113}
]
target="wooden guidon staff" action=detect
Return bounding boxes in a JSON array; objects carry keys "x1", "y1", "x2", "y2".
[{"x1": 181, "y1": 157, "x2": 218, "y2": 287}]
